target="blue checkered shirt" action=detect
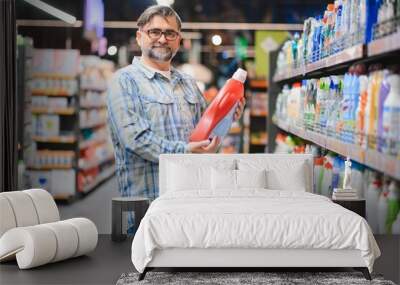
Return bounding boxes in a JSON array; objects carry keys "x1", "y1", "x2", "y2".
[{"x1": 107, "y1": 57, "x2": 206, "y2": 199}]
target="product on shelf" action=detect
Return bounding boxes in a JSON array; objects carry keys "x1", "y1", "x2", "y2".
[
  {"x1": 274, "y1": 133, "x2": 400, "y2": 233},
  {"x1": 275, "y1": 0, "x2": 398, "y2": 77},
  {"x1": 25, "y1": 50, "x2": 115, "y2": 200},
  {"x1": 274, "y1": 63, "x2": 400, "y2": 158}
]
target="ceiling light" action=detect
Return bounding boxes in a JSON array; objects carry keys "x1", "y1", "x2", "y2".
[
  {"x1": 24, "y1": 0, "x2": 76, "y2": 24},
  {"x1": 156, "y1": 0, "x2": 174, "y2": 6},
  {"x1": 107, "y1": 46, "x2": 118, "y2": 56},
  {"x1": 211, "y1": 34, "x2": 222, "y2": 46}
]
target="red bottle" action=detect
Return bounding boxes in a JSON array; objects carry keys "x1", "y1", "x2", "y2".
[{"x1": 189, "y1": 68, "x2": 247, "y2": 142}]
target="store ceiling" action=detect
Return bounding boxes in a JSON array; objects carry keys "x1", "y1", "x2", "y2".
[{"x1": 17, "y1": 0, "x2": 331, "y2": 24}]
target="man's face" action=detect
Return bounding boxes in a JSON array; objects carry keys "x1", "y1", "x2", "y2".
[{"x1": 136, "y1": 15, "x2": 181, "y2": 62}]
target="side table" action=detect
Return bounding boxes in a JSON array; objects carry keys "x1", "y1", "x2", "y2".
[
  {"x1": 112, "y1": 197, "x2": 150, "y2": 241},
  {"x1": 332, "y1": 199, "x2": 366, "y2": 218}
]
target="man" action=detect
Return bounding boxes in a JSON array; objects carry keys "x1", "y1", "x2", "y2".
[{"x1": 107, "y1": 5, "x2": 244, "y2": 232}]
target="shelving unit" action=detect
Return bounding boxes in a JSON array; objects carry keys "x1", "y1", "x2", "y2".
[
  {"x1": 77, "y1": 56, "x2": 115, "y2": 194},
  {"x1": 273, "y1": 117, "x2": 400, "y2": 180},
  {"x1": 269, "y1": 30, "x2": 400, "y2": 181},
  {"x1": 16, "y1": 36, "x2": 34, "y2": 190},
  {"x1": 246, "y1": 79, "x2": 268, "y2": 153},
  {"x1": 273, "y1": 44, "x2": 364, "y2": 83},
  {"x1": 24, "y1": 50, "x2": 115, "y2": 202}
]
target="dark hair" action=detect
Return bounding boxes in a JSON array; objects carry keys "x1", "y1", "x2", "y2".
[{"x1": 137, "y1": 5, "x2": 182, "y2": 30}]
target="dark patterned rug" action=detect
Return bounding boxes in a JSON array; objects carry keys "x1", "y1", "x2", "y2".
[{"x1": 116, "y1": 271, "x2": 396, "y2": 285}]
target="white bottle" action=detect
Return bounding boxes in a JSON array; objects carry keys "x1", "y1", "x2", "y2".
[
  {"x1": 382, "y1": 74, "x2": 400, "y2": 156},
  {"x1": 365, "y1": 173, "x2": 382, "y2": 233},
  {"x1": 377, "y1": 177, "x2": 390, "y2": 234}
]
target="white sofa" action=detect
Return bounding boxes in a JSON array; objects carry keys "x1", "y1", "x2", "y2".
[
  {"x1": 132, "y1": 154, "x2": 379, "y2": 281},
  {"x1": 0, "y1": 189, "x2": 98, "y2": 269}
]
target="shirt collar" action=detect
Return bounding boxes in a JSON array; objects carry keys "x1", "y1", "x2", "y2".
[{"x1": 132, "y1": 56, "x2": 183, "y2": 82}]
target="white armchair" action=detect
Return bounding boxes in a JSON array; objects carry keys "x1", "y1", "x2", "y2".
[{"x1": 0, "y1": 189, "x2": 98, "y2": 269}]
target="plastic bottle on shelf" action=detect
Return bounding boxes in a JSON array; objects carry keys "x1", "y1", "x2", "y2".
[
  {"x1": 356, "y1": 75, "x2": 369, "y2": 146},
  {"x1": 377, "y1": 177, "x2": 390, "y2": 234},
  {"x1": 365, "y1": 172, "x2": 382, "y2": 233},
  {"x1": 322, "y1": 155, "x2": 334, "y2": 197},
  {"x1": 350, "y1": 161, "x2": 365, "y2": 198},
  {"x1": 365, "y1": 70, "x2": 382, "y2": 149},
  {"x1": 382, "y1": 74, "x2": 400, "y2": 156},
  {"x1": 314, "y1": 156, "x2": 324, "y2": 194},
  {"x1": 386, "y1": 180, "x2": 400, "y2": 234},
  {"x1": 377, "y1": 70, "x2": 391, "y2": 152}
]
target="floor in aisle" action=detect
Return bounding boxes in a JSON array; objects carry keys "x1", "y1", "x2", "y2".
[{"x1": 58, "y1": 175, "x2": 119, "y2": 234}]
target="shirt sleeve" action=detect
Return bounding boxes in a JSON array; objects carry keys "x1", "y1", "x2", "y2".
[{"x1": 107, "y1": 72, "x2": 187, "y2": 163}]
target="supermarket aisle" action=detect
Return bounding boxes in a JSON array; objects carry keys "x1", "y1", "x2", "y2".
[{"x1": 58, "y1": 175, "x2": 118, "y2": 234}]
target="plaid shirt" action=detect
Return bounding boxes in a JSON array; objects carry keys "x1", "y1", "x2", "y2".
[{"x1": 107, "y1": 57, "x2": 206, "y2": 199}]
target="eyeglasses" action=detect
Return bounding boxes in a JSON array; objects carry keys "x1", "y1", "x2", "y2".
[{"x1": 141, "y1": 28, "x2": 180, "y2": 41}]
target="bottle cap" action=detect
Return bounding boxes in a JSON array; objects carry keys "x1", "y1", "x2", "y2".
[{"x1": 232, "y1": 68, "x2": 247, "y2": 83}]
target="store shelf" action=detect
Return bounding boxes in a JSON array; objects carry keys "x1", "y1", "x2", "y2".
[
  {"x1": 32, "y1": 90, "x2": 75, "y2": 97},
  {"x1": 80, "y1": 155, "x2": 114, "y2": 171},
  {"x1": 31, "y1": 107, "x2": 75, "y2": 115},
  {"x1": 53, "y1": 194, "x2": 76, "y2": 203},
  {"x1": 250, "y1": 140, "x2": 267, "y2": 146},
  {"x1": 32, "y1": 73, "x2": 77, "y2": 80},
  {"x1": 229, "y1": 127, "x2": 242, "y2": 135},
  {"x1": 273, "y1": 44, "x2": 364, "y2": 83},
  {"x1": 32, "y1": 135, "x2": 76, "y2": 143},
  {"x1": 28, "y1": 165, "x2": 74, "y2": 170},
  {"x1": 81, "y1": 166, "x2": 115, "y2": 194},
  {"x1": 249, "y1": 79, "x2": 268, "y2": 89},
  {"x1": 368, "y1": 31, "x2": 400, "y2": 57},
  {"x1": 79, "y1": 137, "x2": 107, "y2": 150},
  {"x1": 80, "y1": 86, "x2": 107, "y2": 92},
  {"x1": 274, "y1": 118, "x2": 400, "y2": 180},
  {"x1": 250, "y1": 111, "x2": 268, "y2": 117},
  {"x1": 80, "y1": 120, "x2": 107, "y2": 129},
  {"x1": 80, "y1": 104, "x2": 106, "y2": 109}
]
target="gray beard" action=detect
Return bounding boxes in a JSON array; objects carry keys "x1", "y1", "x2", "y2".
[{"x1": 144, "y1": 46, "x2": 175, "y2": 62}]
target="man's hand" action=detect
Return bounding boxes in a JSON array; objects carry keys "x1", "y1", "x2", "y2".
[
  {"x1": 233, "y1": 97, "x2": 246, "y2": 121},
  {"x1": 187, "y1": 137, "x2": 221, "y2": 153}
]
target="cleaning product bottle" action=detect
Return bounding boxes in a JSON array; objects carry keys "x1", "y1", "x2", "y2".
[
  {"x1": 377, "y1": 70, "x2": 391, "y2": 152},
  {"x1": 356, "y1": 75, "x2": 368, "y2": 146},
  {"x1": 189, "y1": 68, "x2": 247, "y2": 141},
  {"x1": 350, "y1": 161, "x2": 365, "y2": 198},
  {"x1": 377, "y1": 176, "x2": 390, "y2": 234},
  {"x1": 322, "y1": 155, "x2": 334, "y2": 197},
  {"x1": 365, "y1": 172, "x2": 382, "y2": 233},
  {"x1": 386, "y1": 180, "x2": 400, "y2": 234},
  {"x1": 314, "y1": 156, "x2": 324, "y2": 194},
  {"x1": 382, "y1": 74, "x2": 400, "y2": 156}
]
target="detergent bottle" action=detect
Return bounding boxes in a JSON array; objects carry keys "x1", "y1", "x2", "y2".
[
  {"x1": 382, "y1": 74, "x2": 400, "y2": 156},
  {"x1": 189, "y1": 68, "x2": 247, "y2": 142},
  {"x1": 386, "y1": 180, "x2": 400, "y2": 234},
  {"x1": 377, "y1": 177, "x2": 389, "y2": 234},
  {"x1": 365, "y1": 172, "x2": 382, "y2": 233}
]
